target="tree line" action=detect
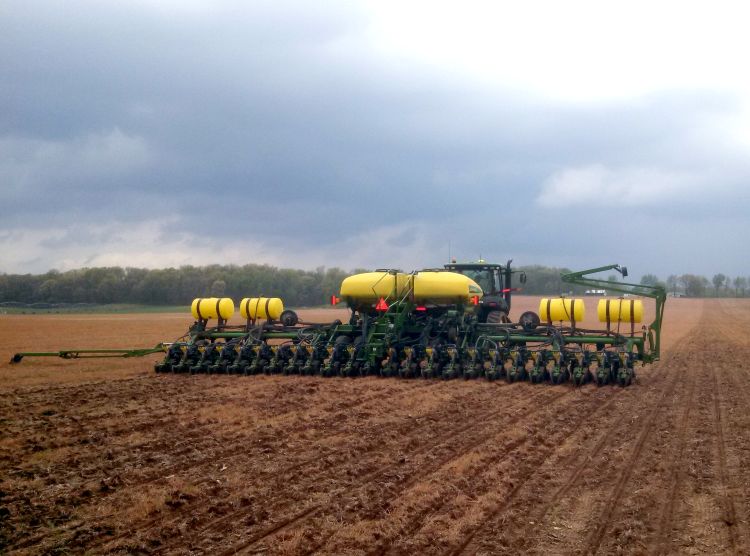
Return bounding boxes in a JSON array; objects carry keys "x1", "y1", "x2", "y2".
[
  {"x1": 0, "y1": 264, "x2": 746, "y2": 307},
  {"x1": 0, "y1": 265, "x2": 357, "y2": 307},
  {"x1": 640, "y1": 273, "x2": 749, "y2": 298}
]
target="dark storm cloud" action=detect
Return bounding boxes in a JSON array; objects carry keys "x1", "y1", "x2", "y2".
[{"x1": 2, "y1": 2, "x2": 749, "y2": 276}]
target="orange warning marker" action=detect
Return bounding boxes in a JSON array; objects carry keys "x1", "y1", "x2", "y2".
[
  {"x1": 375, "y1": 297, "x2": 389, "y2": 311},
  {"x1": 330, "y1": 295, "x2": 341, "y2": 305},
  {"x1": 471, "y1": 295, "x2": 480, "y2": 306}
]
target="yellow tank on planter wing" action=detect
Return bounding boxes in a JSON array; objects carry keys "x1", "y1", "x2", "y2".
[
  {"x1": 340, "y1": 271, "x2": 482, "y2": 305},
  {"x1": 240, "y1": 297, "x2": 284, "y2": 320},
  {"x1": 191, "y1": 297, "x2": 235, "y2": 321},
  {"x1": 597, "y1": 298, "x2": 643, "y2": 323},
  {"x1": 539, "y1": 298, "x2": 585, "y2": 322}
]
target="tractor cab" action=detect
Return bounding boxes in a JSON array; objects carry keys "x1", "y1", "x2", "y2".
[{"x1": 444, "y1": 260, "x2": 525, "y2": 323}]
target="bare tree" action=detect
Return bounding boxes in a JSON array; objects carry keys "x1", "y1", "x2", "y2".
[
  {"x1": 734, "y1": 276, "x2": 748, "y2": 297},
  {"x1": 712, "y1": 273, "x2": 727, "y2": 297},
  {"x1": 209, "y1": 279, "x2": 227, "y2": 297},
  {"x1": 681, "y1": 274, "x2": 707, "y2": 297},
  {"x1": 666, "y1": 275, "x2": 679, "y2": 295}
]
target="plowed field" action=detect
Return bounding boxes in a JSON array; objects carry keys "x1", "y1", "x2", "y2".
[{"x1": 2, "y1": 297, "x2": 749, "y2": 555}]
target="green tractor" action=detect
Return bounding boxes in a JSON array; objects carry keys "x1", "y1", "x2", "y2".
[{"x1": 443, "y1": 259, "x2": 525, "y2": 323}]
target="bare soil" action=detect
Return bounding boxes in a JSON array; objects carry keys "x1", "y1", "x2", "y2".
[{"x1": 1, "y1": 297, "x2": 748, "y2": 555}]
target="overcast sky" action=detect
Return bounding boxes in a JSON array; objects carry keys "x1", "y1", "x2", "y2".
[{"x1": 2, "y1": 1, "x2": 749, "y2": 279}]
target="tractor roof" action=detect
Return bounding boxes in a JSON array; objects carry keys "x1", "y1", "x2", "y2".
[{"x1": 444, "y1": 262, "x2": 504, "y2": 270}]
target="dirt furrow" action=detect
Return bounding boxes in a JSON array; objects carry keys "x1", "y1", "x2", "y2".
[
  {"x1": 711, "y1": 365, "x2": 740, "y2": 553},
  {"x1": 705, "y1": 301, "x2": 750, "y2": 552},
  {"x1": 713, "y1": 363, "x2": 750, "y2": 551},
  {"x1": 650, "y1": 359, "x2": 699, "y2": 555},
  {"x1": 506, "y1": 362, "x2": 682, "y2": 555},
  {"x1": 189, "y1": 389, "x2": 573, "y2": 555},
  {"x1": 0, "y1": 377, "x2": 444, "y2": 536},
  {"x1": 3, "y1": 377, "x2": 448, "y2": 550},
  {"x1": 305, "y1": 392, "x2": 607, "y2": 556},
  {"x1": 41, "y1": 385, "x2": 447, "y2": 550},
  {"x1": 7, "y1": 376, "x2": 435, "y2": 483},
  {"x1": 96, "y1": 385, "x2": 560, "y2": 554},
  {"x1": 434, "y1": 299, "x2": 706, "y2": 556},
  {"x1": 452, "y1": 357, "x2": 681, "y2": 556},
  {"x1": 582, "y1": 350, "x2": 691, "y2": 553},
  {"x1": 374, "y1": 392, "x2": 620, "y2": 556}
]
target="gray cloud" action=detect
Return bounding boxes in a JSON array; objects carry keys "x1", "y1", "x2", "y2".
[{"x1": 2, "y1": 2, "x2": 749, "y2": 279}]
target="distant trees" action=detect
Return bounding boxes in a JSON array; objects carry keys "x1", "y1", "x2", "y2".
[
  {"x1": 0, "y1": 265, "x2": 352, "y2": 307},
  {"x1": 513, "y1": 265, "x2": 587, "y2": 296},
  {"x1": 685, "y1": 275, "x2": 709, "y2": 297},
  {"x1": 1, "y1": 264, "x2": 748, "y2": 305},
  {"x1": 628, "y1": 272, "x2": 749, "y2": 298},
  {"x1": 658, "y1": 273, "x2": 750, "y2": 298},
  {"x1": 666, "y1": 275, "x2": 679, "y2": 295},
  {"x1": 734, "y1": 276, "x2": 748, "y2": 297},
  {"x1": 712, "y1": 273, "x2": 728, "y2": 295},
  {"x1": 640, "y1": 273, "x2": 666, "y2": 291},
  {"x1": 210, "y1": 279, "x2": 226, "y2": 297}
]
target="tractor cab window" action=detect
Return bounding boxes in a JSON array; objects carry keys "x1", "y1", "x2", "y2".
[{"x1": 463, "y1": 269, "x2": 497, "y2": 294}]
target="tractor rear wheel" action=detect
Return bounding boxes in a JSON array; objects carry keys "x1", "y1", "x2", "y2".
[{"x1": 486, "y1": 310, "x2": 505, "y2": 324}]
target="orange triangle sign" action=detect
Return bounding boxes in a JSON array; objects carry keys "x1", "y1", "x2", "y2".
[{"x1": 375, "y1": 297, "x2": 389, "y2": 311}]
